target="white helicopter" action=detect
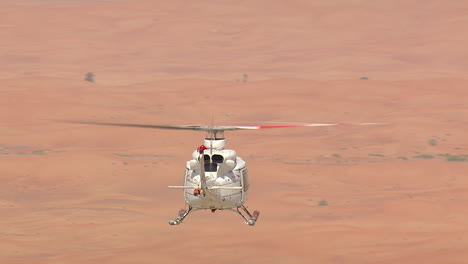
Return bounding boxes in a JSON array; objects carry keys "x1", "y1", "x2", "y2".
[{"x1": 65, "y1": 121, "x2": 381, "y2": 226}]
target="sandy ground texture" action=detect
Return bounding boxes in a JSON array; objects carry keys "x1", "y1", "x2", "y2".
[{"x1": 1, "y1": 1, "x2": 468, "y2": 263}]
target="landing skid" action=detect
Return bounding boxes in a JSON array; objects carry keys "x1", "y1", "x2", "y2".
[
  {"x1": 169, "y1": 207, "x2": 193, "y2": 225},
  {"x1": 236, "y1": 205, "x2": 260, "y2": 226},
  {"x1": 168, "y1": 205, "x2": 260, "y2": 226}
]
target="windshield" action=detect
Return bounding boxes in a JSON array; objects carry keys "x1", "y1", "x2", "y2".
[{"x1": 204, "y1": 162, "x2": 218, "y2": 172}]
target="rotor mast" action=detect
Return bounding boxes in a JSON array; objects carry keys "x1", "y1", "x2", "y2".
[
  {"x1": 205, "y1": 130, "x2": 226, "y2": 150},
  {"x1": 206, "y1": 130, "x2": 224, "y2": 140}
]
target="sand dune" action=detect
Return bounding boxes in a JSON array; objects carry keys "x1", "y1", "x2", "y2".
[{"x1": 1, "y1": 1, "x2": 468, "y2": 263}]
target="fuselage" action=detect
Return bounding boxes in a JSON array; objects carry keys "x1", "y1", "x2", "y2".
[{"x1": 183, "y1": 139, "x2": 249, "y2": 209}]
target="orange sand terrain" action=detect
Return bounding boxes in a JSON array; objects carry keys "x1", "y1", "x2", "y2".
[{"x1": 1, "y1": 1, "x2": 468, "y2": 263}]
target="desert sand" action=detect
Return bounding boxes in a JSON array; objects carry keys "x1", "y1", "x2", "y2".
[{"x1": 1, "y1": 1, "x2": 468, "y2": 263}]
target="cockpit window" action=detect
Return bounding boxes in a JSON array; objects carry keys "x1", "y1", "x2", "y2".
[
  {"x1": 212, "y1": 154, "x2": 224, "y2": 163},
  {"x1": 204, "y1": 162, "x2": 217, "y2": 172},
  {"x1": 203, "y1": 154, "x2": 224, "y2": 163}
]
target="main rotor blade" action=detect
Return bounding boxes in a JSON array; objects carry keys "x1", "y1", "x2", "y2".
[
  {"x1": 235, "y1": 122, "x2": 386, "y2": 129},
  {"x1": 61, "y1": 120, "x2": 242, "y2": 131},
  {"x1": 61, "y1": 120, "x2": 386, "y2": 131}
]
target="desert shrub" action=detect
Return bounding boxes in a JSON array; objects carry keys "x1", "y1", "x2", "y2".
[
  {"x1": 412, "y1": 154, "x2": 434, "y2": 159},
  {"x1": 318, "y1": 199, "x2": 328, "y2": 206},
  {"x1": 84, "y1": 72, "x2": 95, "y2": 82},
  {"x1": 428, "y1": 139, "x2": 438, "y2": 146},
  {"x1": 446, "y1": 154, "x2": 467, "y2": 162}
]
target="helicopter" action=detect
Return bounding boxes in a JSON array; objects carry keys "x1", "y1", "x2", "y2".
[{"x1": 64, "y1": 121, "x2": 382, "y2": 226}]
